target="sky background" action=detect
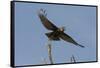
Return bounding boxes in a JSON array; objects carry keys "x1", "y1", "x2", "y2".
[{"x1": 14, "y1": 2, "x2": 97, "y2": 66}]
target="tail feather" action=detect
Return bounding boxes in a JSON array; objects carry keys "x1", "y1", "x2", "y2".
[
  {"x1": 77, "y1": 44, "x2": 85, "y2": 48},
  {"x1": 45, "y1": 32, "x2": 60, "y2": 41}
]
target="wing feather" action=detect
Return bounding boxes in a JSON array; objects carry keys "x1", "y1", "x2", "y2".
[
  {"x1": 38, "y1": 10, "x2": 58, "y2": 31},
  {"x1": 60, "y1": 32, "x2": 84, "y2": 48}
]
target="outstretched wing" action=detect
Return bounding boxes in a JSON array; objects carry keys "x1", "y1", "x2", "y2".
[
  {"x1": 60, "y1": 32, "x2": 84, "y2": 48},
  {"x1": 38, "y1": 9, "x2": 58, "y2": 31}
]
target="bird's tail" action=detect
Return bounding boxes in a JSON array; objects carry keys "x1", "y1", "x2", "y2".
[
  {"x1": 77, "y1": 44, "x2": 85, "y2": 48},
  {"x1": 45, "y1": 32, "x2": 60, "y2": 41}
]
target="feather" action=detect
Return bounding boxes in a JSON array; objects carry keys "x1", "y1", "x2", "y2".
[
  {"x1": 60, "y1": 32, "x2": 84, "y2": 48},
  {"x1": 38, "y1": 9, "x2": 58, "y2": 31}
]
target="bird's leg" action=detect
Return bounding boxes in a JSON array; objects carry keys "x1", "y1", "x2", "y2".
[{"x1": 47, "y1": 39, "x2": 54, "y2": 64}]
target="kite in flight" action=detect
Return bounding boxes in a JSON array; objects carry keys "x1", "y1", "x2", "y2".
[{"x1": 38, "y1": 9, "x2": 84, "y2": 48}]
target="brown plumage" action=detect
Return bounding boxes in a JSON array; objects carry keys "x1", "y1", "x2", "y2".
[{"x1": 38, "y1": 9, "x2": 84, "y2": 48}]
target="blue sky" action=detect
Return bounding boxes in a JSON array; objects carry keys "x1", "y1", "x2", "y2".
[{"x1": 14, "y1": 2, "x2": 97, "y2": 66}]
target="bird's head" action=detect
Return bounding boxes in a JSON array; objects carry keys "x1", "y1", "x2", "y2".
[{"x1": 59, "y1": 26, "x2": 65, "y2": 32}]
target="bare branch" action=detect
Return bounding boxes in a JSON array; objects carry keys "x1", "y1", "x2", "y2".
[
  {"x1": 47, "y1": 39, "x2": 54, "y2": 64},
  {"x1": 70, "y1": 55, "x2": 76, "y2": 63}
]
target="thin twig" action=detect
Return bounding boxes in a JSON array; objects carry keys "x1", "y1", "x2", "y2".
[
  {"x1": 70, "y1": 55, "x2": 76, "y2": 63},
  {"x1": 41, "y1": 57, "x2": 48, "y2": 64}
]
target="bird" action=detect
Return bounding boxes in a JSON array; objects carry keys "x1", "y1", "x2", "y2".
[{"x1": 38, "y1": 9, "x2": 84, "y2": 48}]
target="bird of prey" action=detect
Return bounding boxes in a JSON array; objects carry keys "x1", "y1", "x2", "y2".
[{"x1": 38, "y1": 9, "x2": 84, "y2": 48}]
